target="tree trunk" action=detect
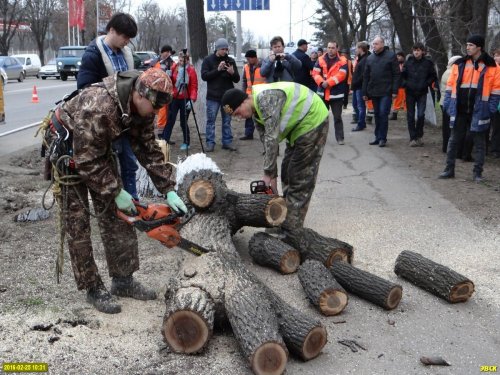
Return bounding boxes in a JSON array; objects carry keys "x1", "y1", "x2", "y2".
[
  {"x1": 298, "y1": 259, "x2": 348, "y2": 316},
  {"x1": 394, "y1": 250, "x2": 474, "y2": 303},
  {"x1": 248, "y1": 232, "x2": 301, "y2": 274},
  {"x1": 330, "y1": 262, "x2": 403, "y2": 310},
  {"x1": 385, "y1": 0, "x2": 414, "y2": 53},
  {"x1": 186, "y1": 0, "x2": 208, "y2": 64},
  {"x1": 283, "y1": 227, "x2": 354, "y2": 267}
]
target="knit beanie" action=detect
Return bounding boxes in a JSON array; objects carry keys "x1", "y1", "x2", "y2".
[
  {"x1": 221, "y1": 89, "x2": 248, "y2": 114},
  {"x1": 214, "y1": 38, "x2": 229, "y2": 50},
  {"x1": 466, "y1": 34, "x2": 485, "y2": 49}
]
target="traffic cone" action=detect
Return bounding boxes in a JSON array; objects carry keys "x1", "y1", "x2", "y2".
[{"x1": 31, "y1": 85, "x2": 39, "y2": 103}]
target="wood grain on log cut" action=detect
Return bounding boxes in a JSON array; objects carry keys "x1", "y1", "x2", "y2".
[
  {"x1": 187, "y1": 179, "x2": 215, "y2": 209},
  {"x1": 248, "y1": 232, "x2": 300, "y2": 274},
  {"x1": 266, "y1": 290, "x2": 328, "y2": 361},
  {"x1": 331, "y1": 262, "x2": 402, "y2": 310},
  {"x1": 298, "y1": 259, "x2": 348, "y2": 316},
  {"x1": 394, "y1": 250, "x2": 474, "y2": 303},
  {"x1": 283, "y1": 227, "x2": 354, "y2": 267},
  {"x1": 225, "y1": 279, "x2": 288, "y2": 375},
  {"x1": 162, "y1": 286, "x2": 214, "y2": 353}
]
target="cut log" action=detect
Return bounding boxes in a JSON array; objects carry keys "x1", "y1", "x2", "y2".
[
  {"x1": 298, "y1": 259, "x2": 348, "y2": 316},
  {"x1": 187, "y1": 179, "x2": 216, "y2": 209},
  {"x1": 176, "y1": 168, "x2": 227, "y2": 212},
  {"x1": 266, "y1": 290, "x2": 328, "y2": 361},
  {"x1": 225, "y1": 279, "x2": 288, "y2": 375},
  {"x1": 231, "y1": 193, "x2": 288, "y2": 229},
  {"x1": 283, "y1": 227, "x2": 354, "y2": 266},
  {"x1": 330, "y1": 262, "x2": 402, "y2": 310},
  {"x1": 394, "y1": 250, "x2": 474, "y2": 303},
  {"x1": 248, "y1": 232, "x2": 300, "y2": 274},
  {"x1": 162, "y1": 286, "x2": 214, "y2": 353}
]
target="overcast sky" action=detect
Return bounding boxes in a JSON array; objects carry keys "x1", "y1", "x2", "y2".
[{"x1": 130, "y1": 0, "x2": 320, "y2": 45}]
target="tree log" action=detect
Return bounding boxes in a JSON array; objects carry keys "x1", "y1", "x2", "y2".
[
  {"x1": 283, "y1": 227, "x2": 354, "y2": 267},
  {"x1": 177, "y1": 169, "x2": 225, "y2": 211},
  {"x1": 248, "y1": 232, "x2": 300, "y2": 274},
  {"x1": 394, "y1": 250, "x2": 474, "y2": 303},
  {"x1": 330, "y1": 262, "x2": 402, "y2": 310},
  {"x1": 162, "y1": 286, "x2": 214, "y2": 353},
  {"x1": 298, "y1": 259, "x2": 348, "y2": 316}
]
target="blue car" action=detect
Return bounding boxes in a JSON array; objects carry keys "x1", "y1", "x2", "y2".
[{"x1": 0, "y1": 56, "x2": 24, "y2": 82}]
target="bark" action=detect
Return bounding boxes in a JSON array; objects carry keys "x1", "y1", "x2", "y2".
[
  {"x1": 330, "y1": 262, "x2": 403, "y2": 310},
  {"x1": 394, "y1": 250, "x2": 474, "y2": 303},
  {"x1": 385, "y1": 0, "x2": 414, "y2": 53},
  {"x1": 185, "y1": 0, "x2": 208, "y2": 64},
  {"x1": 248, "y1": 232, "x2": 300, "y2": 274},
  {"x1": 283, "y1": 227, "x2": 354, "y2": 267},
  {"x1": 298, "y1": 260, "x2": 348, "y2": 316}
]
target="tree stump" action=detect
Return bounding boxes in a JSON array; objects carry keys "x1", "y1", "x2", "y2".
[
  {"x1": 162, "y1": 286, "x2": 214, "y2": 354},
  {"x1": 330, "y1": 262, "x2": 402, "y2": 310},
  {"x1": 298, "y1": 259, "x2": 348, "y2": 316},
  {"x1": 283, "y1": 227, "x2": 354, "y2": 267},
  {"x1": 394, "y1": 250, "x2": 474, "y2": 303},
  {"x1": 248, "y1": 232, "x2": 300, "y2": 274}
]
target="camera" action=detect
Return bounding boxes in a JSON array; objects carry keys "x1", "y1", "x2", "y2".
[
  {"x1": 182, "y1": 48, "x2": 188, "y2": 54},
  {"x1": 275, "y1": 54, "x2": 283, "y2": 61}
]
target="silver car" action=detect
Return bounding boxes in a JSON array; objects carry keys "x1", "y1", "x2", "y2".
[
  {"x1": 38, "y1": 59, "x2": 60, "y2": 80},
  {"x1": 0, "y1": 56, "x2": 24, "y2": 82}
]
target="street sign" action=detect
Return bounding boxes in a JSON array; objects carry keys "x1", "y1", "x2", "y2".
[{"x1": 207, "y1": 0, "x2": 270, "y2": 12}]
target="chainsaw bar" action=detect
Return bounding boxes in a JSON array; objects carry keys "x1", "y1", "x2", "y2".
[{"x1": 176, "y1": 237, "x2": 211, "y2": 256}]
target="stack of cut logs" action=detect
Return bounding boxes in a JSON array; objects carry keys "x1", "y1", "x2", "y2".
[{"x1": 161, "y1": 155, "x2": 474, "y2": 375}]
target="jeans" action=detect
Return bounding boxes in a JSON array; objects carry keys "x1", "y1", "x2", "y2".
[
  {"x1": 244, "y1": 117, "x2": 255, "y2": 137},
  {"x1": 372, "y1": 95, "x2": 392, "y2": 142},
  {"x1": 406, "y1": 93, "x2": 427, "y2": 140},
  {"x1": 352, "y1": 89, "x2": 359, "y2": 119},
  {"x1": 490, "y1": 111, "x2": 500, "y2": 154},
  {"x1": 354, "y1": 90, "x2": 366, "y2": 128},
  {"x1": 163, "y1": 99, "x2": 191, "y2": 145},
  {"x1": 113, "y1": 137, "x2": 138, "y2": 200},
  {"x1": 325, "y1": 99, "x2": 344, "y2": 141},
  {"x1": 445, "y1": 112, "x2": 486, "y2": 174},
  {"x1": 206, "y1": 99, "x2": 233, "y2": 146}
]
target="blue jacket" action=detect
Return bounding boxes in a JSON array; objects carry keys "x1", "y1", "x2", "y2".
[
  {"x1": 77, "y1": 39, "x2": 108, "y2": 89},
  {"x1": 292, "y1": 48, "x2": 316, "y2": 90}
]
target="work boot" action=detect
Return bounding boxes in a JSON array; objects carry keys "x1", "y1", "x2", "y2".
[
  {"x1": 350, "y1": 114, "x2": 358, "y2": 124},
  {"x1": 390, "y1": 112, "x2": 398, "y2": 121},
  {"x1": 438, "y1": 167, "x2": 455, "y2": 179},
  {"x1": 111, "y1": 275, "x2": 157, "y2": 301},
  {"x1": 86, "y1": 284, "x2": 121, "y2": 314},
  {"x1": 409, "y1": 140, "x2": 418, "y2": 147},
  {"x1": 473, "y1": 171, "x2": 483, "y2": 183}
]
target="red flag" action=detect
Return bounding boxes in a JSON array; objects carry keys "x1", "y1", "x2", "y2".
[
  {"x1": 68, "y1": 0, "x2": 76, "y2": 27},
  {"x1": 76, "y1": 0, "x2": 85, "y2": 30}
]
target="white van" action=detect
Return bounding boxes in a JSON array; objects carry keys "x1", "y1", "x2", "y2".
[{"x1": 12, "y1": 54, "x2": 42, "y2": 78}]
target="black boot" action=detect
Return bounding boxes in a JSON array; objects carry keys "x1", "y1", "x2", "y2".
[
  {"x1": 111, "y1": 275, "x2": 157, "y2": 300},
  {"x1": 86, "y1": 284, "x2": 121, "y2": 314},
  {"x1": 366, "y1": 116, "x2": 373, "y2": 125},
  {"x1": 473, "y1": 171, "x2": 483, "y2": 183},
  {"x1": 350, "y1": 114, "x2": 358, "y2": 124},
  {"x1": 438, "y1": 167, "x2": 455, "y2": 179},
  {"x1": 390, "y1": 112, "x2": 398, "y2": 121}
]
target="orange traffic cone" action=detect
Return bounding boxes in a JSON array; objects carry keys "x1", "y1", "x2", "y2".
[{"x1": 31, "y1": 85, "x2": 39, "y2": 103}]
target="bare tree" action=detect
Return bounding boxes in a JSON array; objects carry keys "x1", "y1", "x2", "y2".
[
  {"x1": 185, "y1": 0, "x2": 207, "y2": 63},
  {"x1": 25, "y1": 0, "x2": 59, "y2": 64},
  {"x1": 206, "y1": 13, "x2": 236, "y2": 51},
  {"x1": 0, "y1": 0, "x2": 25, "y2": 55},
  {"x1": 385, "y1": 0, "x2": 413, "y2": 53}
]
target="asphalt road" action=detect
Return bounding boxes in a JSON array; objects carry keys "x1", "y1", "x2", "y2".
[{"x1": 0, "y1": 77, "x2": 77, "y2": 156}]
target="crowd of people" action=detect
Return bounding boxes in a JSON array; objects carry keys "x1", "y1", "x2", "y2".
[{"x1": 44, "y1": 11, "x2": 500, "y2": 314}]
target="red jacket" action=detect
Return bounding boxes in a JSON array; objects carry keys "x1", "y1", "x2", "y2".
[{"x1": 171, "y1": 64, "x2": 198, "y2": 101}]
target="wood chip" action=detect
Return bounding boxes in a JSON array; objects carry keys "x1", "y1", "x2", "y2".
[{"x1": 420, "y1": 356, "x2": 451, "y2": 366}]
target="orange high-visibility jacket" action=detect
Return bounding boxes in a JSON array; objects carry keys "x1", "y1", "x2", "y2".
[
  {"x1": 243, "y1": 63, "x2": 266, "y2": 95},
  {"x1": 312, "y1": 54, "x2": 348, "y2": 101},
  {"x1": 443, "y1": 54, "x2": 500, "y2": 132}
]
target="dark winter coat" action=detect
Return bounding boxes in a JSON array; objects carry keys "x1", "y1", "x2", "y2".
[
  {"x1": 292, "y1": 48, "x2": 316, "y2": 90},
  {"x1": 350, "y1": 51, "x2": 371, "y2": 91},
  {"x1": 201, "y1": 52, "x2": 240, "y2": 101},
  {"x1": 362, "y1": 47, "x2": 400, "y2": 98},
  {"x1": 401, "y1": 55, "x2": 437, "y2": 96}
]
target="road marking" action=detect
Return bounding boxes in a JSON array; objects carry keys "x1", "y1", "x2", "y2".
[
  {"x1": 0, "y1": 121, "x2": 41, "y2": 137},
  {"x1": 5, "y1": 83, "x2": 75, "y2": 94}
]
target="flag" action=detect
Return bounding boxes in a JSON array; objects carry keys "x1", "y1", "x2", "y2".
[
  {"x1": 68, "y1": 0, "x2": 76, "y2": 27},
  {"x1": 76, "y1": 0, "x2": 85, "y2": 30}
]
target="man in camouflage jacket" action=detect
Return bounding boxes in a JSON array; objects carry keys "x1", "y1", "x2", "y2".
[{"x1": 52, "y1": 68, "x2": 187, "y2": 314}]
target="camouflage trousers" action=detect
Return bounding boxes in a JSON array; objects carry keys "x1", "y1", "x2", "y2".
[
  {"x1": 60, "y1": 183, "x2": 139, "y2": 290},
  {"x1": 281, "y1": 119, "x2": 329, "y2": 229}
]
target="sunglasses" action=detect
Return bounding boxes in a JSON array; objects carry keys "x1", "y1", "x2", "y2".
[{"x1": 145, "y1": 90, "x2": 171, "y2": 110}]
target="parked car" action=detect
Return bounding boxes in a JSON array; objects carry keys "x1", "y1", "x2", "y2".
[
  {"x1": 135, "y1": 51, "x2": 158, "y2": 71},
  {"x1": 13, "y1": 54, "x2": 42, "y2": 78},
  {"x1": 0, "y1": 67, "x2": 7, "y2": 86},
  {"x1": 38, "y1": 59, "x2": 60, "y2": 80},
  {"x1": 56, "y1": 46, "x2": 86, "y2": 81},
  {"x1": 0, "y1": 56, "x2": 24, "y2": 82}
]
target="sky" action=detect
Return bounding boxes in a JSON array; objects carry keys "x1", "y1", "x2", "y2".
[{"x1": 130, "y1": 0, "x2": 320, "y2": 46}]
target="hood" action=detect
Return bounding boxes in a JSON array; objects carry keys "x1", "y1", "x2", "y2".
[
  {"x1": 101, "y1": 70, "x2": 142, "y2": 117},
  {"x1": 456, "y1": 52, "x2": 496, "y2": 68}
]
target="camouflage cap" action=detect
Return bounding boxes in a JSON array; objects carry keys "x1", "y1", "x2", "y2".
[{"x1": 135, "y1": 68, "x2": 173, "y2": 109}]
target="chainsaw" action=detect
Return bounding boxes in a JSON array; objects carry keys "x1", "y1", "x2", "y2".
[
  {"x1": 250, "y1": 180, "x2": 275, "y2": 195},
  {"x1": 116, "y1": 201, "x2": 210, "y2": 256}
]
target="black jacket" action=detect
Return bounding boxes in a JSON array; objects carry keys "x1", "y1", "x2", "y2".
[
  {"x1": 77, "y1": 39, "x2": 108, "y2": 89},
  {"x1": 201, "y1": 52, "x2": 240, "y2": 101},
  {"x1": 350, "y1": 51, "x2": 370, "y2": 91},
  {"x1": 292, "y1": 48, "x2": 316, "y2": 90},
  {"x1": 362, "y1": 47, "x2": 400, "y2": 98},
  {"x1": 401, "y1": 55, "x2": 437, "y2": 96}
]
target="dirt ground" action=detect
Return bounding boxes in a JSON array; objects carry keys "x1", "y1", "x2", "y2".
[{"x1": 0, "y1": 110, "x2": 499, "y2": 374}]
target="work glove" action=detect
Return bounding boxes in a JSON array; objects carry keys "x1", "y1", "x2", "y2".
[
  {"x1": 115, "y1": 189, "x2": 137, "y2": 215},
  {"x1": 185, "y1": 101, "x2": 192, "y2": 111},
  {"x1": 166, "y1": 191, "x2": 188, "y2": 214}
]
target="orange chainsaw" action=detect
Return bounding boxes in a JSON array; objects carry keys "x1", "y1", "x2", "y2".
[
  {"x1": 250, "y1": 180, "x2": 276, "y2": 195},
  {"x1": 116, "y1": 201, "x2": 209, "y2": 256}
]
